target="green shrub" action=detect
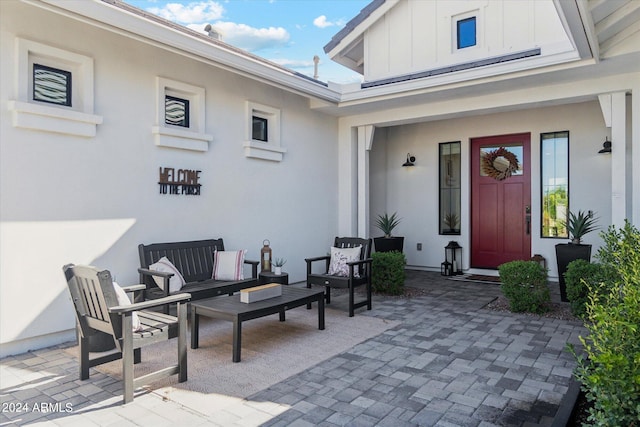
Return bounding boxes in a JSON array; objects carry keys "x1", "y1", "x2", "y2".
[
  {"x1": 372, "y1": 251, "x2": 406, "y2": 295},
  {"x1": 498, "y1": 260, "x2": 550, "y2": 314},
  {"x1": 569, "y1": 221, "x2": 640, "y2": 426},
  {"x1": 564, "y1": 259, "x2": 614, "y2": 319}
]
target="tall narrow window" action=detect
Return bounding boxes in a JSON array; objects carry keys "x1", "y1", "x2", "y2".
[
  {"x1": 439, "y1": 142, "x2": 461, "y2": 235},
  {"x1": 33, "y1": 63, "x2": 72, "y2": 106},
  {"x1": 457, "y1": 17, "x2": 476, "y2": 49},
  {"x1": 541, "y1": 131, "x2": 569, "y2": 238}
]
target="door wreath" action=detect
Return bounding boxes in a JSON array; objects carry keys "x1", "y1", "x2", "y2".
[{"x1": 481, "y1": 147, "x2": 519, "y2": 180}]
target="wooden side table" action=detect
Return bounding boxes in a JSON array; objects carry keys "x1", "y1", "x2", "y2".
[{"x1": 259, "y1": 271, "x2": 289, "y2": 285}]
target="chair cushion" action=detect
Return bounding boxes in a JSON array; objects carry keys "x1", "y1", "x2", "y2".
[
  {"x1": 113, "y1": 282, "x2": 142, "y2": 331},
  {"x1": 149, "y1": 256, "x2": 186, "y2": 293},
  {"x1": 328, "y1": 246, "x2": 362, "y2": 278},
  {"x1": 212, "y1": 250, "x2": 246, "y2": 281}
]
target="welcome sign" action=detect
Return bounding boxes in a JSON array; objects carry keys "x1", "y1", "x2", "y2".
[{"x1": 158, "y1": 167, "x2": 201, "y2": 195}]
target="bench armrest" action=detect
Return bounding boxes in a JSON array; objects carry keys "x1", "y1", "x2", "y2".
[
  {"x1": 109, "y1": 293, "x2": 191, "y2": 314},
  {"x1": 244, "y1": 259, "x2": 259, "y2": 278},
  {"x1": 120, "y1": 284, "x2": 146, "y2": 293},
  {"x1": 305, "y1": 255, "x2": 330, "y2": 263},
  {"x1": 305, "y1": 255, "x2": 331, "y2": 275},
  {"x1": 138, "y1": 267, "x2": 173, "y2": 279}
]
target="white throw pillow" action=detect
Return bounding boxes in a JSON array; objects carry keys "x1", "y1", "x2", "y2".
[
  {"x1": 212, "y1": 250, "x2": 246, "y2": 281},
  {"x1": 113, "y1": 282, "x2": 142, "y2": 332},
  {"x1": 328, "y1": 246, "x2": 362, "y2": 278},
  {"x1": 149, "y1": 256, "x2": 185, "y2": 293}
]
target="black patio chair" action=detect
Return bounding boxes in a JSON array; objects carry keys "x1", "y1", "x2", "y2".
[{"x1": 305, "y1": 237, "x2": 373, "y2": 317}]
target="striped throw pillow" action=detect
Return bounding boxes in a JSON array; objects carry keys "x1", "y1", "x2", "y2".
[{"x1": 213, "y1": 250, "x2": 246, "y2": 281}]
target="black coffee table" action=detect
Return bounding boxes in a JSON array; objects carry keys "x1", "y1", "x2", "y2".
[{"x1": 190, "y1": 286, "x2": 325, "y2": 362}]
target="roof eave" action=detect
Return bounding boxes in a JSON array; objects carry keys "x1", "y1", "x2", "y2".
[{"x1": 25, "y1": 0, "x2": 342, "y2": 103}]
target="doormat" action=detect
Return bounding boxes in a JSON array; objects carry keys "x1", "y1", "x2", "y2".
[
  {"x1": 448, "y1": 274, "x2": 501, "y2": 284},
  {"x1": 467, "y1": 274, "x2": 501, "y2": 283}
]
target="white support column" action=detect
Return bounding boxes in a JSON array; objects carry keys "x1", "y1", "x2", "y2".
[
  {"x1": 357, "y1": 126, "x2": 374, "y2": 238},
  {"x1": 610, "y1": 92, "x2": 626, "y2": 226},
  {"x1": 337, "y1": 122, "x2": 358, "y2": 236},
  {"x1": 633, "y1": 86, "x2": 640, "y2": 227}
]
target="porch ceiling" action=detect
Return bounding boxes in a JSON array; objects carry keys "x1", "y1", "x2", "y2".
[{"x1": 589, "y1": 0, "x2": 640, "y2": 56}]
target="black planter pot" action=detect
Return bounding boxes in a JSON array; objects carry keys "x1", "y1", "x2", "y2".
[
  {"x1": 374, "y1": 236, "x2": 404, "y2": 253},
  {"x1": 555, "y1": 243, "x2": 592, "y2": 302}
]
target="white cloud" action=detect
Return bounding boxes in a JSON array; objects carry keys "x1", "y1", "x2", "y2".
[
  {"x1": 313, "y1": 15, "x2": 332, "y2": 28},
  {"x1": 313, "y1": 15, "x2": 347, "y2": 29},
  {"x1": 148, "y1": 1, "x2": 224, "y2": 24},
  {"x1": 208, "y1": 21, "x2": 289, "y2": 52}
]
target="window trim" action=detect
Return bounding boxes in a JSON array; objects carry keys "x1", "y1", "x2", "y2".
[
  {"x1": 244, "y1": 101, "x2": 286, "y2": 161},
  {"x1": 152, "y1": 77, "x2": 212, "y2": 152},
  {"x1": 8, "y1": 37, "x2": 102, "y2": 137}
]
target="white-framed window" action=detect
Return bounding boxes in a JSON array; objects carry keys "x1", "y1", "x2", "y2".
[
  {"x1": 244, "y1": 101, "x2": 286, "y2": 162},
  {"x1": 452, "y1": 11, "x2": 480, "y2": 53},
  {"x1": 152, "y1": 77, "x2": 212, "y2": 152},
  {"x1": 8, "y1": 38, "x2": 103, "y2": 137}
]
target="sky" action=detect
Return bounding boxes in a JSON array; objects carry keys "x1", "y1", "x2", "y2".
[{"x1": 123, "y1": 0, "x2": 371, "y2": 84}]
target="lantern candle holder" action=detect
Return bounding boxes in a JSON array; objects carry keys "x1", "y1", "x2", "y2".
[
  {"x1": 261, "y1": 239, "x2": 272, "y2": 272},
  {"x1": 440, "y1": 260, "x2": 453, "y2": 276},
  {"x1": 444, "y1": 241, "x2": 463, "y2": 276}
]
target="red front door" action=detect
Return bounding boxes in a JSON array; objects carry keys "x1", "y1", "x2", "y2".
[{"x1": 471, "y1": 133, "x2": 531, "y2": 268}]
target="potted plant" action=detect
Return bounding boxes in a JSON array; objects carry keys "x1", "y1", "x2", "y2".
[
  {"x1": 555, "y1": 210, "x2": 599, "y2": 302},
  {"x1": 373, "y1": 212, "x2": 404, "y2": 252},
  {"x1": 443, "y1": 212, "x2": 460, "y2": 234},
  {"x1": 273, "y1": 257, "x2": 286, "y2": 275}
]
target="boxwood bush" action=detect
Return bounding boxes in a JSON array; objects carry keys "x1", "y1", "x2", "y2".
[
  {"x1": 498, "y1": 260, "x2": 550, "y2": 314},
  {"x1": 570, "y1": 221, "x2": 640, "y2": 426},
  {"x1": 372, "y1": 251, "x2": 406, "y2": 295},
  {"x1": 564, "y1": 259, "x2": 615, "y2": 319}
]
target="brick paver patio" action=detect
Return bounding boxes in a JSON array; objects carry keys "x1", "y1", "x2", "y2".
[{"x1": 0, "y1": 271, "x2": 586, "y2": 426}]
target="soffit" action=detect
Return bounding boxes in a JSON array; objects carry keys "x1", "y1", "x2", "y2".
[{"x1": 589, "y1": 0, "x2": 640, "y2": 56}]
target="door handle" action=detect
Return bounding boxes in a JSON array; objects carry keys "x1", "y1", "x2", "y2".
[{"x1": 525, "y1": 205, "x2": 531, "y2": 235}]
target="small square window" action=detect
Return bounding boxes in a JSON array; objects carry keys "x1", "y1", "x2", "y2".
[
  {"x1": 252, "y1": 116, "x2": 268, "y2": 142},
  {"x1": 165, "y1": 95, "x2": 190, "y2": 128},
  {"x1": 457, "y1": 17, "x2": 476, "y2": 49},
  {"x1": 33, "y1": 63, "x2": 72, "y2": 106}
]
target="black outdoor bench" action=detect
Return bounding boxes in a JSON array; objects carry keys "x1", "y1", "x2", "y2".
[{"x1": 138, "y1": 238, "x2": 259, "y2": 312}]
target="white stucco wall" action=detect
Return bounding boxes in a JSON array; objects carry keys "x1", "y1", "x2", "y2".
[
  {"x1": 369, "y1": 101, "x2": 612, "y2": 278},
  {"x1": 0, "y1": 2, "x2": 339, "y2": 356},
  {"x1": 365, "y1": 0, "x2": 572, "y2": 81}
]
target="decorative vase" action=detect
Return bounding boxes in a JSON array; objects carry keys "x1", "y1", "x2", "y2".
[{"x1": 274, "y1": 266, "x2": 282, "y2": 275}]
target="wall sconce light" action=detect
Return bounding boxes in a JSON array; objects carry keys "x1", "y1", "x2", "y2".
[
  {"x1": 402, "y1": 153, "x2": 416, "y2": 167},
  {"x1": 598, "y1": 137, "x2": 612, "y2": 154}
]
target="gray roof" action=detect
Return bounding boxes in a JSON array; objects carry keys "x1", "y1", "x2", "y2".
[{"x1": 323, "y1": 0, "x2": 385, "y2": 53}]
